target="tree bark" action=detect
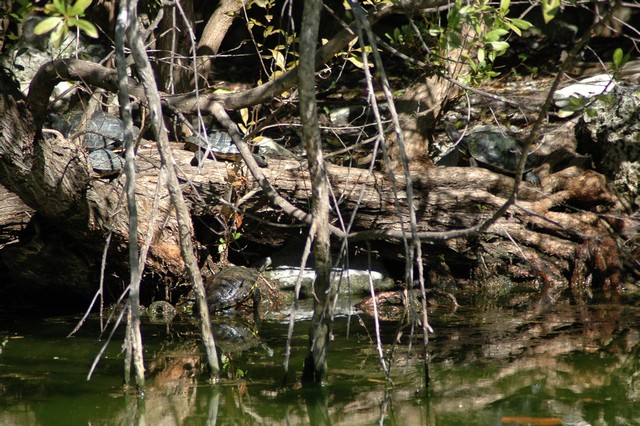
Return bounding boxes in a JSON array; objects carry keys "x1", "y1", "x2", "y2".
[
  {"x1": 0, "y1": 69, "x2": 627, "y2": 304},
  {"x1": 196, "y1": 0, "x2": 249, "y2": 83},
  {"x1": 154, "y1": 0, "x2": 195, "y2": 94},
  {"x1": 298, "y1": 0, "x2": 332, "y2": 385}
]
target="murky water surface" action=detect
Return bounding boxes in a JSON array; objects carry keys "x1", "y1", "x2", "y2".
[{"x1": 1, "y1": 301, "x2": 640, "y2": 425}]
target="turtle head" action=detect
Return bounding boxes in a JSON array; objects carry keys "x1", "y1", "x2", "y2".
[{"x1": 445, "y1": 125, "x2": 462, "y2": 143}]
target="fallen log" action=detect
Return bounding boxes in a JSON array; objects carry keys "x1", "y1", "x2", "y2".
[{"x1": 0, "y1": 61, "x2": 631, "y2": 311}]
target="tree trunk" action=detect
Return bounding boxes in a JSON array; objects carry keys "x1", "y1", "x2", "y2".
[
  {"x1": 298, "y1": 0, "x2": 332, "y2": 385},
  {"x1": 196, "y1": 0, "x2": 249, "y2": 83},
  {"x1": 154, "y1": 0, "x2": 195, "y2": 94}
]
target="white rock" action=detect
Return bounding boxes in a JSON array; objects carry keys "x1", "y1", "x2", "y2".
[{"x1": 554, "y1": 74, "x2": 616, "y2": 108}]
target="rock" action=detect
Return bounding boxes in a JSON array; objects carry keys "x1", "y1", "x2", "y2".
[
  {"x1": 264, "y1": 265, "x2": 396, "y2": 297},
  {"x1": 576, "y1": 85, "x2": 640, "y2": 208},
  {"x1": 554, "y1": 74, "x2": 616, "y2": 108}
]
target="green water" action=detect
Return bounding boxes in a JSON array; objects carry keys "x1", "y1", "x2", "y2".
[{"x1": 1, "y1": 302, "x2": 640, "y2": 425}]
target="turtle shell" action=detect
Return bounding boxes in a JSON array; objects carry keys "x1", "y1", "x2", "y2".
[
  {"x1": 186, "y1": 130, "x2": 269, "y2": 168},
  {"x1": 185, "y1": 130, "x2": 238, "y2": 158},
  {"x1": 88, "y1": 148, "x2": 124, "y2": 177},
  {"x1": 447, "y1": 126, "x2": 540, "y2": 184},
  {"x1": 205, "y1": 266, "x2": 260, "y2": 312},
  {"x1": 69, "y1": 111, "x2": 139, "y2": 151}
]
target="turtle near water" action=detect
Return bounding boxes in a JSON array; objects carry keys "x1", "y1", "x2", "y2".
[
  {"x1": 184, "y1": 130, "x2": 268, "y2": 168},
  {"x1": 445, "y1": 125, "x2": 541, "y2": 185},
  {"x1": 205, "y1": 266, "x2": 262, "y2": 313}
]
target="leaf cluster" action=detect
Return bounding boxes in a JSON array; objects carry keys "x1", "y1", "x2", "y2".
[
  {"x1": 245, "y1": 0, "x2": 299, "y2": 79},
  {"x1": 33, "y1": 0, "x2": 98, "y2": 48},
  {"x1": 0, "y1": 0, "x2": 35, "y2": 48},
  {"x1": 445, "y1": 0, "x2": 532, "y2": 82}
]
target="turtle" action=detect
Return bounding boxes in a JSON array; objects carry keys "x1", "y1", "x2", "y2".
[
  {"x1": 68, "y1": 111, "x2": 139, "y2": 152},
  {"x1": 204, "y1": 266, "x2": 262, "y2": 313},
  {"x1": 184, "y1": 129, "x2": 268, "y2": 168},
  {"x1": 446, "y1": 125, "x2": 541, "y2": 185},
  {"x1": 146, "y1": 300, "x2": 177, "y2": 323},
  {"x1": 88, "y1": 148, "x2": 124, "y2": 177}
]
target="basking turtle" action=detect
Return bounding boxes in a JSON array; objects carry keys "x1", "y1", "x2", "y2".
[
  {"x1": 184, "y1": 130, "x2": 268, "y2": 168},
  {"x1": 205, "y1": 266, "x2": 261, "y2": 313},
  {"x1": 68, "y1": 111, "x2": 139, "y2": 152},
  {"x1": 88, "y1": 148, "x2": 124, "y2": 177},
  {"x1": 446, "y1": 125, "x2": 540, "y2": 185}
]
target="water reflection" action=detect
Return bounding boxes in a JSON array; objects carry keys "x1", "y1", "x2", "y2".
[{"x1": 1, "y1": 301, "x2": 640, "y2": 424}]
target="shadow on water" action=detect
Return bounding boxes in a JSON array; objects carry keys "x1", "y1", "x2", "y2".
[{"x1": 1, "y1": 300, "x2": 640, "y2": 425}]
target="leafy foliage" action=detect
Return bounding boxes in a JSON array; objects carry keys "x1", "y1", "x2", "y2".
[
  {"x1": 33, "y1": 0, "x2": 98, "y2": 48},
  {"x1": 444, "y1": 0, "x2": 533, "y2": 82},
  {"x1": 244, "y1": 0, "x2": 299, "y2": 81},
  {"x1": 384, "y1": 0, "x2": 533, "y2": 84},
  {"x1": 541, "y1": 0, "x2": 561, "y2": 23},
  {"x1": 0, "y1": 0, "x2": 35, "y2": 48}
]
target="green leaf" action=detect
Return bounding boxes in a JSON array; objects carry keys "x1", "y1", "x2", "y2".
[
  {"x1": 240, "y1": 108, "x2": 249, "y2": 126},
  {"x1": 613, "y1": 48, "x2": 623, "y2": 69},
  {"x1": 505, "y1": 22, "x2": 522, "y2": 37},
  {"x1": 568, "y1": 96, "x2": 585, "y2": 107},
  {"x1": 484, "y1": 28, "x2": 508, "y2": 42},
  {"x1": 50, "y1": 21, "x2": 68, "y2": 48},
  {"x1": 52, "y1": 0, "x2": 66, "y2": 14},
  {"x1": 488, "y1": 41, "x2": 510, "y2": 52},
  {"x1": 15, "y1": 47, "x2": 29, "y2": 58},
  {"x1": 510, "y1": 18, "x2": 533, "y2": 30},
  {"x1": 33, "y1": 17, "x2": 63, "y2": 35},
  {"x1": 346, "y1": 55, "x2": 370, "y2": 69},
  {"x1": 477, "y1": 47, "x2": 486, "y2": 65},
  {"x1": 459, "y1": 5, "x2": 472, "y2": 16},
  {"x1": 68, "y1": 0, "x2": 91, "y2": 16},
  {"x1": 499, "y1": 0, "x2": 510, "y2": 13},
  {"x1": 541, "y1": 0, "x2": 560, "y2": 23},
  {"x1": 74, "y1": 19, "x2": 98, "y2": 38},
  {"x1": 269, "y1": 48, "x2": 286, "y2": 71},
  {"x1": 557, "y1": 108, "x2": 576, "y2": 118}
]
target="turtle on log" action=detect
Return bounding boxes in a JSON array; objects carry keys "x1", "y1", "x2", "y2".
[
  {"x1": 445, "y1": 125, "x2": 541, "y2": 185},
  {"x1": 184, "y1": 129, "x2": 268, "y2": 168},
  {"x1": 48, "y1": 111, "x2": 139, "y2": 177}
]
